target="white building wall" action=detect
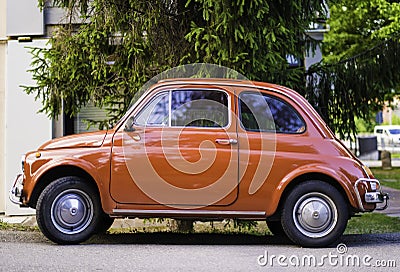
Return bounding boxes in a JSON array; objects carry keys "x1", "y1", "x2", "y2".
[
  {"x1": 5, "y1": 40, "x2": 52, "y2": 215},
  {"x1": 0, "y1": 0, "x2": 7, "y2": 213},
  {"x1": 0, "y1": 44, "x2": 6, "y2": 213},
  {"x1": 6, "y1": 0, "x2": 44, "y2": 36},
  {"x1": 1, "y1": 0, "x2": 53, "y2": 215}
]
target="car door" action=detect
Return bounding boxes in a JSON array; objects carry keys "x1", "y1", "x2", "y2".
[
  {"x1": 110, "y1": 86, "x2": 239, "y2": 208},
  {"x1": 235, "y1": 89, "x2": 307, "y2": 210}
]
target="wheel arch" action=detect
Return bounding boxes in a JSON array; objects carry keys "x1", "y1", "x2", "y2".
[
  {"x1": 29, "y1": 165, "x2": 99, "y2": 209},
  {"x1": 268, "y1": 172, "x2": 355, "y2": 220}
]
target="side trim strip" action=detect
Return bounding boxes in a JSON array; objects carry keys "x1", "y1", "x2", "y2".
[{"x1": 112, "y1": 209, "x2": 266, "y2": 217}]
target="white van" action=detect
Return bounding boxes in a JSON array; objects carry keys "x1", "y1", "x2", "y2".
[{"x1": 374, "y1": 125, "x2": 400, "y2": 147}]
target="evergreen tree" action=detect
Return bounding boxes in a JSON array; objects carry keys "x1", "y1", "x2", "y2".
[
  {"x1": 304, "y1": 0, "x2": 400, "y2": 139},
  {"x1": 27, "y1": 0, "x2": 328, "y2": 129}
]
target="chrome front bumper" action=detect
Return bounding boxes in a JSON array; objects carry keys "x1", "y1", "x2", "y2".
[
  {"x1": 9, "y1": 174, "x2": 24, "y2": 205},
  {"x1": 355, "y1": 178, "x2": 389, "y2": 211}
]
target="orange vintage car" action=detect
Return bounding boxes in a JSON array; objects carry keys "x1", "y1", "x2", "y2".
[{"x1": 10, "y1": 79, "x2": 388, "y2": 247}]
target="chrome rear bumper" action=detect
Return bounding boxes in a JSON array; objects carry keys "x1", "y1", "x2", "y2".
[{"x1": 354, "y1": 178, "x2": 389, "y2": 211}]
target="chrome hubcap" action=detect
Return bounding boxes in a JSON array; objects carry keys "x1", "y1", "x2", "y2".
[
  {"x1": 51, "y1": 189, "x2": 93, "y2": 235},
  {"x1": 293, "y1": 192, "x2": 338, "y2": 238}
]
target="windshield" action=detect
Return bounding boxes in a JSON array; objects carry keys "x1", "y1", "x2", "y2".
[
  {"x1": 113, "y1": 81, "x2": 157, "y2": 129},
  {"x1": 389, "y1": 129, "x2": 400, "y2": 135}
]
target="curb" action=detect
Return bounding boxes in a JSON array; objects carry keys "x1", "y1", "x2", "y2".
[{"x1": 0, "y1": 216, "x2": 168, "y2": 229}]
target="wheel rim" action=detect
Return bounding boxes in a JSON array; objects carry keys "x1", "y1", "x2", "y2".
[
  {"x1": 50, "y1": 189, "x2": 94, "y2": 235},
  {"x1": 292, "y1": 192, "x2": 338, "y2": 238}
]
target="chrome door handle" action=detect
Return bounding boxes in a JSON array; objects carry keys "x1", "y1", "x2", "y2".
[{"x1": 215, "y1": 138, "x2": 238, "y2": 145}]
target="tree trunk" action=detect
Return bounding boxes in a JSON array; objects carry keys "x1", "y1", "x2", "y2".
[{"x1": 170, "y1": 219, "x2": 194, "y2": 233}]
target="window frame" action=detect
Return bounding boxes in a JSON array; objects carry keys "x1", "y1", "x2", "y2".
[
  {"x1": 134, "y1": 91, "x2": 170, "y2": 127},
  {"x1": 134, "y1": 88, "x2": 232, "y2": 129},
  {"x1": 238, "y1": 90, "x2": 306, "y2": 134}
]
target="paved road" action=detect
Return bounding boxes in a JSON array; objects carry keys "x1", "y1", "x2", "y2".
[
  {"x1": 1, "y1": 231, "x2": 399, "y2": 271},
  {"x1": 378, "y1": 186, "x2": 400, "y2": 217},
  {"x1": 1, "y1": 184, "x2": 398, "y2": 271}
]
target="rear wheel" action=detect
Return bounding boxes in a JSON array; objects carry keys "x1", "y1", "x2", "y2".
[
  {"x1": 36, "y1": 176, "x2": 102, "y2": 244},
  {"x1": 281, "y1": 180, "x2": 349, "y2": 247},
  {"x1": 266, "y1": 221, "x2": 286, "y2": 237}
]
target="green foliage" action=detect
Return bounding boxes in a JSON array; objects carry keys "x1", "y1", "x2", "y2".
[
  {"x1": 304, "y1": 0, "x2": 400, "y2": 139},
  {"x1": 0, "y1": 220, "x2": 38, "y2": 232},
  {"x1": 355, "y1": 116, "x2": 376, "y2": 133},
  {"x1": 26, "y1": 0, "x2": 328, "y2": 127},
  {"x1": 324, "y1": 0, "x2": 400, "y2": 62},
  {"x1": 183, "y1": 0, "x2": 324, "y2": 89},
  {"x1": 383, "y1": 113, "x2": 400, "y2": 125},
  {"x1": 392, "y1": 114, "x2": 400, "y2": 125},
  {"x1": 306, "y1": 36, "x2": 400, "y2": 139}
]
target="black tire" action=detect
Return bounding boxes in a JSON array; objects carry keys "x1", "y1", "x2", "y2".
[
  {"x1": 95, "y1": 213, "x2": 115, "y2": 234},
  {"x1": 281, "y1": 180, "x2": 349, "y2": 247},
  {"x1": 36, "y1": 176, "x2": 102, "y2": 244},
  {"x1": 266, "y1": 221, "x2": 286, "y2": 237}
]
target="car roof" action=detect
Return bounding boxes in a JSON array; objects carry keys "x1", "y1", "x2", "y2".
[
  {"x1": 152, "y1": 78, "x2": 332, "y2": 138},
  {"x1": 155, "y1": 78, "x2": 307, "y2": 110},
  {"x1": 155, "y1": 78, "x2": 298, "y2": 97}
]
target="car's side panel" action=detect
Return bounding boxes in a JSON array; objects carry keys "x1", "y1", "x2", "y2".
[{"x1": 22, "y1": 146, "x2": 115, "y2": 213}]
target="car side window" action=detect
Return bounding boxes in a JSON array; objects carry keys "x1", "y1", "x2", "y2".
[
  {"x1": 135, "y1": 92, "x2": 169, "y2": 126},
  {"x1": 239, "y1": 92, "x2": 305, "y2": 133},
  {"x1": 171, "y1": 90, "x2": 229, "y2": 127}
]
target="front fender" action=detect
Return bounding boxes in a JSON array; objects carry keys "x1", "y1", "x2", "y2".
[
  {"x1": 34, "y1": 158, "x2": 103, "y2": 187},
  {"x1": 23, "y1": 148, "x2": 112, "y2": 211}
]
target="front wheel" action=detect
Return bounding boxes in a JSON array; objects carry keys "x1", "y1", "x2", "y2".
[
  {"x1": 36, "y1": 176, "x2": 102, "y2": 244},
  {"x1": 281, "y1": 180, "x2": 349, "y2": 247}
]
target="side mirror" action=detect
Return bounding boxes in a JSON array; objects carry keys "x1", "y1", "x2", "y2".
[{"x1": 124, "y1": 116, "x2": 136, "y2": 132}]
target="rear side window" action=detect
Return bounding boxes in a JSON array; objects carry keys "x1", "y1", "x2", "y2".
[{"x1": 239, "y1": 92, "x2": 305, "y2": 133}]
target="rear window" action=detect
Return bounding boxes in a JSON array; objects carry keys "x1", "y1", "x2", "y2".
[{"x1": 239, "y1": 92, "x2": 305, "y2": 134}]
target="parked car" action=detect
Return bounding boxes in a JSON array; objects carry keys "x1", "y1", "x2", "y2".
[
  {"x1": 374, "y1": 125, "x2": 400, "y2": 147},
  {"x1": 10, "y1": 79, "x2": 388, "y2": 247}
]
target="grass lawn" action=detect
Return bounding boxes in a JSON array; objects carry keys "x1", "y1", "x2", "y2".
[
  {"x1": 0, "y1": 220, "x2": 38, "y2": 232},
  {"x1": 392, "y1": 153, "x2": 400, "y2": 159},
  {"x1": 345, "y1": 213, "x2": 400, "y2": 234},
  {"x1": 371, "y1": 167, "x2": 400, "y2": 190}
]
